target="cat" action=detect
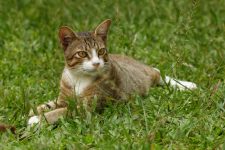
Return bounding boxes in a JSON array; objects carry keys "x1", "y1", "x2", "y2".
[{"x1": 28, "y1": 19, "x2": 197, "y2": 125}]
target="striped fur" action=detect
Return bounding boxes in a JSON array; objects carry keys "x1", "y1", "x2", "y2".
[{"x1": 28, "y1": 19, "x2": 196, "y2": 125}]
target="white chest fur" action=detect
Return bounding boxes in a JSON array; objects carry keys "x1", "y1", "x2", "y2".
[{"x1": 64, "y1": 69, "x2": 94, "y2": 95}]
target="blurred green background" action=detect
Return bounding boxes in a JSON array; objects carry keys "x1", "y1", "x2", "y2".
[{"x1": 0, "y1": 0, "x2": 225, "y2": 149}]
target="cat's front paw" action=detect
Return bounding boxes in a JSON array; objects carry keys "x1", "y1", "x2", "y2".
[{"x1": 28, "y1": 116, "x2": 40, "y2": 126}]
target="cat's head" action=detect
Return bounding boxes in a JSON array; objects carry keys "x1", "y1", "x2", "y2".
[{"x1": 59, "y1": 19, "x2": 111, "y2": 76}]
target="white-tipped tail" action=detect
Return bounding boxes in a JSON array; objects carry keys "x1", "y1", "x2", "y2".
[{"x1": 161, "y1": 76, "x2": 197, "y2": 90}]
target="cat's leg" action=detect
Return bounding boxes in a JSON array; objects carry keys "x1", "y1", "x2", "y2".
[
  {"x1": 153, "y1": 68, "x2": 197, "y2": 90},
  {"x1": 28, "y1": 107, "x2": 68, "y2": 125},
  {"x1": 29, "y1": 99, "x2": 67, "y2": 117},
  {"x1": 29, "y1": 84, "x2": 71, "y2": 117},
  {"x1": 28, "y1": 80, "x2": 73, "y2": 125}
]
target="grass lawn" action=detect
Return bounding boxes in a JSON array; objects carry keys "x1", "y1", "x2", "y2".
[{"x1": 0, "y1": 0, "x2": 225, "y2": 149}]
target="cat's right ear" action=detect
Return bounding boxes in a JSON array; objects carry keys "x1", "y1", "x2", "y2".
[
  {"x1": 94, "y1": 19, "x2": 111, "y2": 43},
  {"x1": 58, "y1": 26, "x2": 78, "y2": 50}
]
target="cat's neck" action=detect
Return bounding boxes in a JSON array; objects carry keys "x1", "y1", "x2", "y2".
[{"x1": 63, "y1": 68, "x2": 96, "y2": 95}]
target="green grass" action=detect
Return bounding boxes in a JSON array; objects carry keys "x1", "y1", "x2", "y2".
[{"x1": 0, "y1": 0, "x2": 225, "y2": 149}]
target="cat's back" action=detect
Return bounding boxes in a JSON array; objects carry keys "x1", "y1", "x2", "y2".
[
  {"x1": 109, "y1": 54, "x2": 157, "y2": 76},
  {"x1": 109, "y1": 54, "x2": 151, "y2": 70},
  {"x1": 109, "y1": 54, "x2": 160, "y2": 97}
]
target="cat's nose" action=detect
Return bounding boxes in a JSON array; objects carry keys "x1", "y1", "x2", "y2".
[{"x1": 92, "y1": 62, "x2": 100, "y2": 67}]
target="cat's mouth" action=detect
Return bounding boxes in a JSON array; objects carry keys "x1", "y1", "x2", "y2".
[
  {"x1": 82, "y1": 67, "x2": 105, "y2": 75},
  {"x1": 83, "y1": 64, "x2": 111, "y2": 76},
  {"x1": 68, "y1": 66, "x2": 105, "y2": 76},
  {"x1": 69, "y1": 64, "x2": 109, "y2": 77}
]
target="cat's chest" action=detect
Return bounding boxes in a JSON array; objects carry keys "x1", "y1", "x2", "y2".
[
  {"x1": 65, "y1": 69, "x2": 94, "y2": 95},
  {"x1": 73, "y1": 76, "x2": 93, "y2": 95}
]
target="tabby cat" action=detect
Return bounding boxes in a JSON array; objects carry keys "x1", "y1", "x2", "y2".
[{"x1": 28, "y1": 19, "x2": 197, "y2": 125}]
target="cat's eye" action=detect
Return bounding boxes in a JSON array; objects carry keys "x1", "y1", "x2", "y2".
[
  {"x1": 75, "y1": 51, "x2": 88, "y2": 58},
  {"x1": 98, "y1": 48, "x2": 106, "y2": 56}
]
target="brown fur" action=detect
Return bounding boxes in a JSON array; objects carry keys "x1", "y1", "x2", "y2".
[
  {"x1": 29, "y1": 19, "x2": 161, "y2": 124},
  {"x1": 0, "y1": 124, "x2": 16, "y2": 134}
]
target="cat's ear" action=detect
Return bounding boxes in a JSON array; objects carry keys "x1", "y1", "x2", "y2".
[
  {"x1": 94, "y1": 19, "x2": 111, "y2": 42},
  {"x1": 59, "y1": 26, "x2": 78, "y2": 50}
]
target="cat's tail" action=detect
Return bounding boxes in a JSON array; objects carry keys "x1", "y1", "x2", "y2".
[
  {"x1": 160, "y1": 76, "x2": 197, "y2": 90},
  {"x1": 154, "y1": 68, "x2": 197, "y2": 90}
]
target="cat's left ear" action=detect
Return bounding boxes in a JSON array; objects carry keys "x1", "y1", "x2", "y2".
[{"x1": 94, "y1": 19, "x2": 111, "y2": 42}]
